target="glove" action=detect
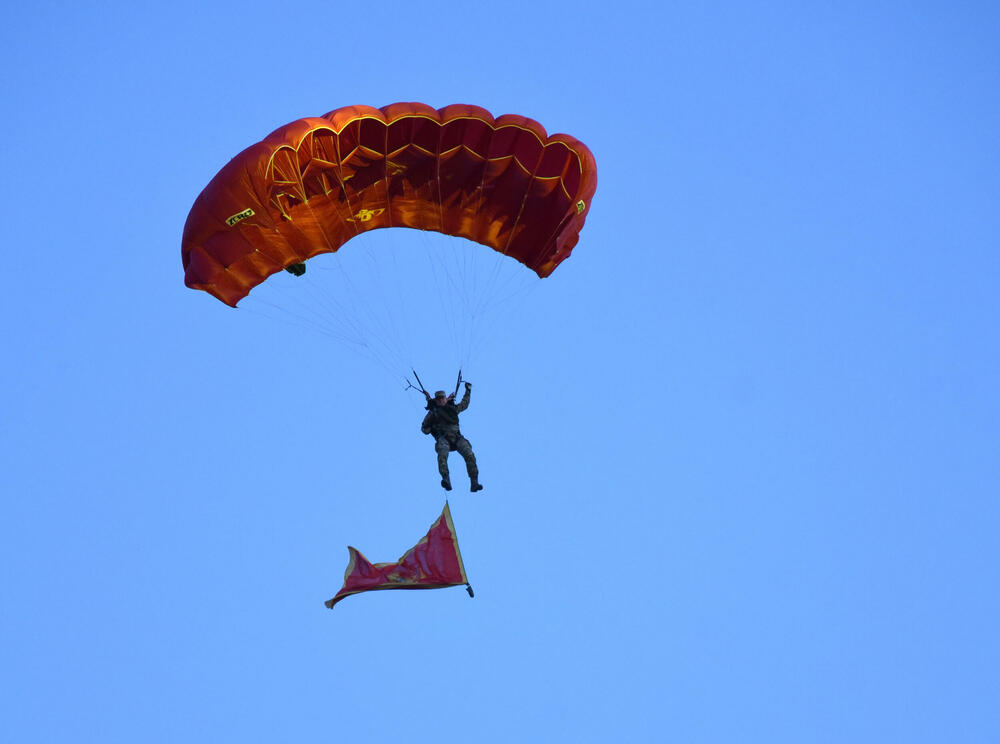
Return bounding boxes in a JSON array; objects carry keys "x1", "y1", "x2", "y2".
[{"x1": 464, "y1": 381, "x2": 472, "y2": 390}]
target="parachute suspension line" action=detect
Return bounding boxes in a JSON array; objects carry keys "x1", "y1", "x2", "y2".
[
  {"x1": 474, "y1": 243, "x2": 510, "y2": 316},
  {"x1": 294, "y1": 268, "x2": 392, "y2": 366},
  {"x1": 302, "y1": 228, "x2": 475, "y2": 380},
  {"x1": 359, "y1": 227, "x2": 431, "y2": 374},
  {"x1": 294, "y1": 198, "x2": 414, "y2": 373},
  {"x1": 460, "y1": 236, "x2": 491, "y2": 364},
  {"x1": 262, "y1": 238, "x2": 408, "y2": 374},
  {"x1": 243, "y1": 227, "x2": 542, "y2": 384},
  {"x1": 354, "y1": 228, "x2": 444, "y2": 375},
  {"x1": 238, "y1": 275, "x2": 407, "y2": 385},
  {"x1": 297, "y1": 272, "x2": 369, "y2": 341},
  {"x1": 461, "y1": 232, "x2": 488, "y2": 364},
  {"x1": 420, "y1": 230, "x2": 471, "y2": 371},
  {"x1": 461, "y1": 193, "x2": 500, "y2": 369},
  {"x1": 444, "y1": 152, "x2": 553, "y2": 365},
  {"x1": 423, "y1": 134, "x2": 469, "y2": 371},
  {"x1": 371, "y1": 237, "x2": 412, "y2": 367},
  {"x1": 241, "y1": 294, "x2": 366, "y2": 346},
  {"x1": 433, "y1": 237, "x2": 479, "y2": 370},
  {"x1": 464, "y1": 241, "x2": 504, "y2": 365},
  {"x1": 456, "y1": 238, "x2": 476, "y2": 365},
  {"x1": 355, "y1": 236, "x2": 411, "y2": 368},
  {"x1": 425, "y1": 239, "x2": 464, "y2": 368},
  {"x1": 451, "y1": 241, "x2": 475, "y2": 368},
  {"x1": 297, "y1": 133, "x2": 392, "y2": 362},
  {"x1": 430, "y1": 239, "x2": 467, "y2": 361},
  {"x1": 466, "y1": 276, "x2": 539, "y2": 366},
  {"x1": 476, "y1": 255, "x2": 539, "y2": 317},
  {"x1": 297, "y1": 272, "x2": 406, "y2": 380},
  {"x1": 412, "y1": 217, "x2": 543, "y2": 376},
  {"x1": 386, "y1": 227, "x2": 440, "y2": 373},
  {"x1": 464, "y1": 243, "x2": 542, "y2": 367},
  {"x1": 314, "y1": 274, "x2": 404, "y2": 373},
  {"x1": 241, "y1": 272, "x2": 368, "y2": 345}
]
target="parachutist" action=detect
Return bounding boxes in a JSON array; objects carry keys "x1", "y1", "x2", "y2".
[
  {"x1": 421, "y1": 382, "x2": 482, "y2": 492},
  {"x1": 285, "y1": 262, "x2": 306, "y2": 276}
]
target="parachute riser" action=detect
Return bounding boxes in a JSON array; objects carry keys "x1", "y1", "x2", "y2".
[
  {"x1": 405, "y1": 368, "x2": 432, "y2": 401},
  {"x1": 405, "y1": 368, "x2": 470, "y2": 402}
]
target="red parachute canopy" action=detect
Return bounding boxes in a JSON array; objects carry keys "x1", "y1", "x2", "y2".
[{"x1": 182, "y1": 102, "x2": 598, "y2": 307}]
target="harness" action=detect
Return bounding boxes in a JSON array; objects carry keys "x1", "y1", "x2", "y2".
[{"x1": 427, "y1": 406, "x2": 463, "y2": 448}]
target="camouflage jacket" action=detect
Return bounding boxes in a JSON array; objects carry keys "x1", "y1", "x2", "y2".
[{"x1": 421, "y1": 388, "x2": 471, "y2": 435}]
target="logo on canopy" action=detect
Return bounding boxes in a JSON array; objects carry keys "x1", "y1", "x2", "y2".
[
  {"x1": 226, "y1": 208, "x2": 255, "y2": 227},
  {"x1": 348, "y1": 208, "x2": 386, "y2": 223}
]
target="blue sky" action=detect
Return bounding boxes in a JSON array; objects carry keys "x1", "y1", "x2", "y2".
[{"x1": 2, "y1": 2, "x2": 999, "y2": 742}]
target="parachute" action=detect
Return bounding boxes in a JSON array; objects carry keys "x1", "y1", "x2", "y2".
[{"x1": 181, "y1": 102, "x2": 597, "y2": 307}]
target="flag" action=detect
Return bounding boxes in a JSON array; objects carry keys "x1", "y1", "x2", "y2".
[{"x1": 325, "y1": 502, "x2": 472, "y2": 609}]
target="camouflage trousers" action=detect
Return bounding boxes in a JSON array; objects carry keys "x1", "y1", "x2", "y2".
[{"x1": 434, "y1": 430, "x2": 478, "y2": 482}]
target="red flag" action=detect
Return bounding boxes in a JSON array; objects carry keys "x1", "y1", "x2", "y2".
[{"x1": 326, "y1": 502, "x2": 472, "y2": 609}]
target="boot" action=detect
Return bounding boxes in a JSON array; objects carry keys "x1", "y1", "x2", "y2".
[
  {"x1": 470, "y1": 479, "x2": 483, "y2": 492},
  {"x1": 441, "y1": 478, "x2": 452, "y2": 491}
]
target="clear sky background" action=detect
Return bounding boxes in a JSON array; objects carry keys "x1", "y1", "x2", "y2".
[{"x1": 2, "y1": 2, "x2": 999, "y2": 742}]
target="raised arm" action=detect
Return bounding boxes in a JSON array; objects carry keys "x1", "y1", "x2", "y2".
[{"x1": 455, "y1": 382, "x2": 471, "y2": 413}]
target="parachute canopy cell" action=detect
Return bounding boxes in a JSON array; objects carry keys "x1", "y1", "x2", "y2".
[{"x1": 182, "y1": 102, "x2": 598, "y2": 306}]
